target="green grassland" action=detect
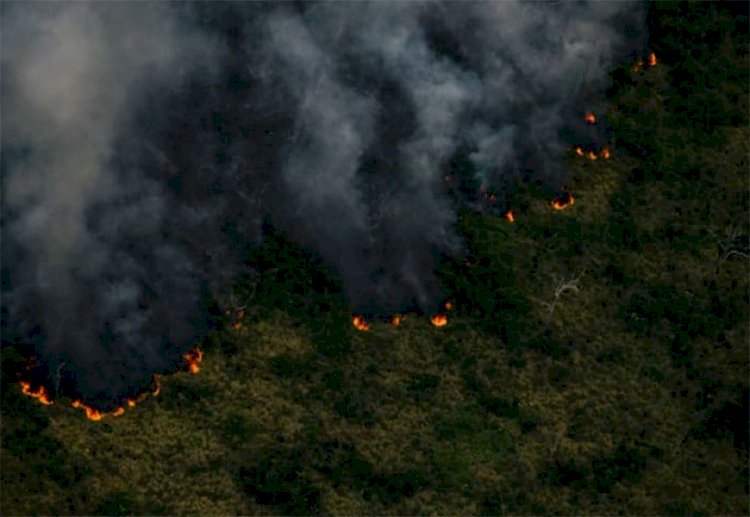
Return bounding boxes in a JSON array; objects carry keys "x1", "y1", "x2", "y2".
[{"x1": 2, "y1": 3, "x2": 748, "y2": 515}]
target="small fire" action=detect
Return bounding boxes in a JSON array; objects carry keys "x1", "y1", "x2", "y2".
[
  {"x1": 183, "y1": 348, "x2": 203, "y2": 374},
  {"x1": 551, "y1": 190, "x2": 575, "y2": 210},
  {"x1": 444, "y1": 301, "x2": 454, "y2": 311},
  {"x1": 391, "y1": 315, "x2": 402, "y2": 327},
  {"x1": 430, "y1": 314, "x2": 448, "y2": 327},
  {"x1": 574, "y1": 146, "x2": 584, "y2": 156},
  {"x1": 21, "y1": 381, "x2": 54, "y2": 405},
  {"x1": 127, "y1": 398, "x2": 137, "y2": 407},
  {"x1": 152, "y1": 374, "x2": 161, "y2": 396},
  {"x1": 352, "y1": 315, "x2": 370, "y2": 332},
  {"x1": 586, "y1": 150, "x2": 598, "y2": 161},
  {"x1": 72, "y1": 400, "x2": 104, "y2": 421},
  {"x1": 505, "y1": 210, "x2": 515, "y2": 223},
  {"x1": 601, "y1": 147, "x2": 611, "y2": 159},
  {"x1": 632, "y1": 52, "x2": 657, "y2": 73},
  {"x1": 584, "y1": 113, "x2": 596, "y2": 124}
]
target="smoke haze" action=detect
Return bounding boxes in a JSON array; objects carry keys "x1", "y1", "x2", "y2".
[{"x1": 1, "y1": 1, "x2": 645, "y2": 404}]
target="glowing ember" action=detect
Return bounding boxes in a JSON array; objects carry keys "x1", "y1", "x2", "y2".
[
  {"x1": 112, "y1": 407, "x2": 125, "y2": 417},
  {"x1": 584, "y1": 113, "x2": 596, "y2": 124},
  {"x1": 551, "y1": 191, "x2": 575, "y2": 210},
  {"x1": 352, "y1": 315, "x2": 370, "y2": 332},
  {"x1": 505, "y1": 210, "x2": 515, "y2": 223},
  {"x1": 648, "y1": 52, "x2": 657, "y2": 67},
  {"x1": 127, "y1": 399, "x2": 137, "y2": 407},
  {"x1": 601, "y1": 147, "x2": 611, "y2": 159},
  {"x1": 20, "y1": 381, "x2": 54, "y2": 405},
  {"x1": 632, "y1": 59, "x2": 644, "y2": 73},
  {"x1": 444, "y1": 301, "x2": 454, "y2": 311},
  {"x1": 391, "y1": 315, "x2": 402, "y2": 327},
  {"x1": 183, "y1": 348, "x2": 203, "y2": 374},
  {"x1": 430, "y1": 314, "x2": 448, "y2": 327},
  {"x1": 574, "y1": 146, "x2": 584, "y2": 156}
]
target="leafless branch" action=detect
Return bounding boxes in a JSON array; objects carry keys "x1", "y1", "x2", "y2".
[{"x1": 542, "y1": 269, "x2": 586, "y2": 324}]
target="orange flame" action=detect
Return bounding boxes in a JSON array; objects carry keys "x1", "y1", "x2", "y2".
[
  {"x1": 586, "y1": 150, "x2": 598, "y2": 161},
  {"x1": 551, "y1": 191, "x2": 575, "y2": 210},
  {"x1": 152, "y1": 374, "x2": 161, "y2": 396},
  {"x1": 574, "y1": 146, "x2": 584, "y2": 156},
  {"x1": 72, "y1": 400, "x2": 104, "y2": 421},
  {"x1": 391, "y1": 315, "x2": 402, "y2": 327},
  {"x1": 505, "y1": 210, "x2": 515, "y2": 223},
  {"x1": 352, "y1": 315, "x2": 370, "y2": 332},
  {"x1": 648, "y1": 52, "x2": 657, "y2": 67},
  {"x1": 444, "y1": 301, "x2": 454, "y2": 311},
  {"x1": 430, "y1": 314, "x2": 448, "y2": 327},
  {"x1": 584, "y1": 113, "x2": 596, "y2": 124},
  {"x1": 20, "y1": 381, "x2": 54, "y2": 405},
  {"x1": 601, "y1": 147, "x2": 611, "y2": 159},
  {"x1": 183, "y1": 348, "x2": 203, "y2": 374},
  {"x1": 127, "y1": 398, "x2": 137, "y2": 407}
]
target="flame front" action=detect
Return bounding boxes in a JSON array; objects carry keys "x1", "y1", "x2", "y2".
[
  {"x1": 551, "y1": 191, "x2": 575, "y2": 210},
  {"x1": 648, "y1": 52, "x2": 657, "y2": 67},
  {"x1": 584, "y1": 113, "x2": 596, "y2": 124},
  {"x1": 601, "y1": 147, "x2": 611, "y2": 159},
  {"x1": 574, "y1": 146, "x2": 584, "y2": 156},
  {"x1": 20, "y1": 381, "x2": 54, "y2": 405},
  {"x1": 430, "y1": 314, "x2": 448, "y2": 327},
  {"x1": 505, "y1": 210, "x2": 515, "y2": 223},
  {"x1": 183, "y1": 348, "x2": 203, "y2": 374},
  {"x1": 391, "y1": 315, "x2": 402, "y2": 327},
  {"x1": 352, "y1": 315, "x2": 370, "y2": 332}
]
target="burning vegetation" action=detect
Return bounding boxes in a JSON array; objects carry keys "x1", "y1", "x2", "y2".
[
  {"x1": 551, "y1": 190, "x2": 576, "y2": 211},
  {"x1": 632, "y1": 51, "x2": 658, "y2": 73},
  {"x1": 19, "y1": 350, "x2": 201, "y2": 421},
  {"x1": 352, "y1": 315, "x2": 370, "y2": 332},
  {"x1": 183, "y1": 348, "x2": 204, "y2": 374},
  {"x1": 430, "y1": 314, "x2": 448, "y2": 327},
  {"x1": 20, "y1": 382, "x2": 54, "y2": 405}
]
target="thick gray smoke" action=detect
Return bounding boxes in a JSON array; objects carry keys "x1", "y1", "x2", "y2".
[{"x1": 1, "y1": 2, "x2": 645, "y2": 404}]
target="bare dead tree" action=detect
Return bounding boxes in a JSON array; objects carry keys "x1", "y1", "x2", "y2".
[
  {"x1": 712, "y1": 225, "x2": 750, "y2": 271},
  {"x1": 54, "y1": 361, "x2": 66, "y2": 398},
  {"x1": 542, "y1": 269, "x2": 586, "y2": 325}
]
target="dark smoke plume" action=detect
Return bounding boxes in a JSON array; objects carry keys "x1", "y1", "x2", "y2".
[{"x1": 1, "y1": 2, "x2": 645, "y2": 405}]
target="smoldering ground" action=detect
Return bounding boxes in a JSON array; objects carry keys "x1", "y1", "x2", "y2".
[{"x1": 1, "y1": 2, "x2": 645, "y2": 405}]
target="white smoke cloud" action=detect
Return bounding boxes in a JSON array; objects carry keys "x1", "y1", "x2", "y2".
[{"x1": 1, "y1": 1, "x2": 645, "y2": 403}]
